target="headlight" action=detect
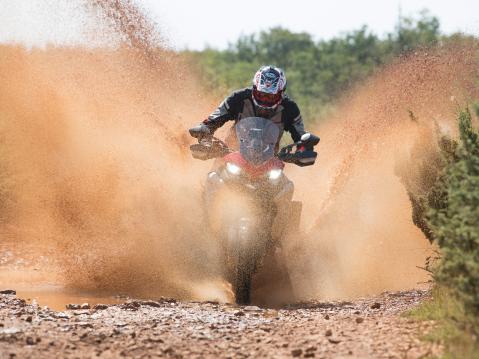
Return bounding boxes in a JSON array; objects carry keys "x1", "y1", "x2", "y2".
[
  {"x1": 226, "y1": 162, "x2": 242, "y2": 175},
  {"x1": 268, "y1": 168, "x2": 283, "y2": 180}
]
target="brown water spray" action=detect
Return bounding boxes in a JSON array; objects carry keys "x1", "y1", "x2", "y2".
[{"x1": 0, "y1": 1, "x2": 477, "y2": 302}]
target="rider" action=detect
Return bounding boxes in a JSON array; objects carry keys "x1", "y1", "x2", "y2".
[{"x1": 192, "y1": 65, "x2": 309, "y2": 151}]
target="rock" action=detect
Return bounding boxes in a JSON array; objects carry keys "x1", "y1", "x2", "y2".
[
  {"x1": 159, "y1": 297, "x2": 177, "y2": 304},
  {"x1": 66, "y1": 304, "x2": 81, "y2": 310},
  {"x1": 81, "y1": 303, "x2": 91, "y2": 309},
  {"x1": 76, "y1": 322, "x2": 94, "y2": 328},
  {"x1": 205, "y1": 300, "x2": 219, "y2": 305},
  {"x1": 356, "y1": 317, "x2": 364, "y2": 324},
  {"x1": 324, "y1": 314, "x2": 330, "y2": 320},
  {"x1": 354, "y1": 310, "x2": 360, "y2": 314},
  {"x1": 244, "y1": 305, "x2": 261, "y2": 312},
  {"x1": 1, "y1": 327, "x2": 22, "y2": 335},
  {"x1": 72, "y1": 310, "x2": 90, "y2": 316},
  {"x1": 140, "y1": 300, "x2": 161, "y2": 308},
  {"x1": 291, "y1": 349, "x2": 303, "y2": 357},
  {"x1": 25, "y1": 315, "x2": 33, "y2": 322},
  {"x1": 263, "y1": 310, "x2": 279, "y2": 318},
  {"x1": 0, "y1": 290, "x2": 16, "y2": 295},
  {"x1": 306, "y1": 346, "x2": 317, "y2": 352},
  {"x1": 325, "y1": 329, "x2": 332, "y2": 337},
  {"x1": 163, "y1": 347, "x2": 174, "y2": 354},
  {"x1": 55, "y1": 312, "x2": 70, "y2": 319},
  {"x1": 122, "y1": 301, "x2": 141, "y2": 310},
  {"x1": 304, "y1": 353, "x2": 316, "y2": 358},
  {"x1": 234, "y1": 310, "x2": 245, "y2": 317},
  {"x1": 328, "y1": 338, "x2": 341, "y2": 344},
  {"x1": 26, "y1": 336, "x2": 36, "y2": 345},
  {"x1": 371, "y1": 302, "x2": 381, "y2": 309},
  {"x1": 93, "y1": 304, "x2": 109, "y2": 310}
]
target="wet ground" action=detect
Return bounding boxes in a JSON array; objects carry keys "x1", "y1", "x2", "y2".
[
  {"x1": 0, "y1": 241, "x2": 441, "y2": 358},
  {"x1": 0, "y1": 289, "x2": 441, "y2": 358}
]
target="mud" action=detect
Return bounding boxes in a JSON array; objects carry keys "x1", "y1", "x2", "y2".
[
  {"x1": 1, "y1": 0, "x2": 478, "y2": 309},
  {"x1": 0, "y1": 290, "x2": 441, "y2": 358},
  {"x1": 286, "y1": 43, "x2": 479, "y2": 300}
]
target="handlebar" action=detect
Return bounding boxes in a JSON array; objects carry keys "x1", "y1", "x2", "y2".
[{"x1": 189, "y1": 127, "x2": 320, "y2": 167}]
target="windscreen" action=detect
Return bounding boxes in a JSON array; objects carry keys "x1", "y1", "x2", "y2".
[{"x1": 236, "y1": 117, "x2": 280, "y2": 165}]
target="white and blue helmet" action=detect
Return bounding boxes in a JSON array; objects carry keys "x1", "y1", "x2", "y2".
[{"x1": 252, "y1": 66, "x2": 287, "y2": 110}]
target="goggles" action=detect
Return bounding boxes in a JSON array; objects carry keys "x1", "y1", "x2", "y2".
[{"x1": 253, "y1": 88, "x2": 282, "y2": 108}]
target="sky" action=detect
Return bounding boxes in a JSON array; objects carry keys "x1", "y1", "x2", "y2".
[
  {"x1": 0, "y1": 0, "x2": 478, "y2": 50},
  {"x1": 144, "y1": 0, "x2": 479, "y2": 49}
]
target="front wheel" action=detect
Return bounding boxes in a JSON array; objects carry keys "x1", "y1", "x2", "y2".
[{"x1": 232, "y1": 254, "x2": 254, "y2": 304}]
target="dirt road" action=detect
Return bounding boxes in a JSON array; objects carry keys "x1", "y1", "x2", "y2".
[{"x1": 0, "y1": 289, "x2": 440, "y2": 358}]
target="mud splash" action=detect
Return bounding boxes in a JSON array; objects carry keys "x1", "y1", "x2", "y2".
[
  {"x1": 286, "y1": 43, "x2": 479, "y2": 300},
  {"x1": 1, "y1": 1, "x2": 478, "y2": 306},
  {"x1": 0, "y1": 1, "x2": 227, "y2": 302}
]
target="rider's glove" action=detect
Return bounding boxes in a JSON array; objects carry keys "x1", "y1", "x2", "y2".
[{"x1": 189, "y1": 123, "x2": 212, "y2": 142}]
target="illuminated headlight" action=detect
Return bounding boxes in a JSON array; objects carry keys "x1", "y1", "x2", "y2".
[
  {"x1": 226, "y1": 162, "x2": 242, "y2": 175},
  {"x1": 268, "y1": 168, "x2": 283, "y2": 181}
]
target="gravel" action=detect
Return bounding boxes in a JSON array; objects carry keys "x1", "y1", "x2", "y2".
[{"x1": 0, "y1": 290, "x2": 442, "y2": 358}]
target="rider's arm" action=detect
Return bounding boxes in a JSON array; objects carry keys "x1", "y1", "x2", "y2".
[
  {"x1": 282, "y1": 98, "x2": 307, "y2": 143},
  {"x1": 202, "y1": 88, "x2": 250, "y2": 133}
]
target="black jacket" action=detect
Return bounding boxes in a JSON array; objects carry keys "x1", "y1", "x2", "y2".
[{"x1": 203, "y1": 88, "x2": 307, "y2": 143}]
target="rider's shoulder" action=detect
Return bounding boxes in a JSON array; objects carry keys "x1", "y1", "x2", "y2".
[
  {"x1": 281, "y1": 96, "x2": 301, "y2": 118},
  {"x1": 226, "y1": 88, "x2": 252, "y2": 102},
  {"x1": 224, "y1": 88, "x2": 252, "y2": 112}
]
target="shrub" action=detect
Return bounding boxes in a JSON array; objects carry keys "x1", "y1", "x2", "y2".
[{"x1": 428, "y1": 109, "x2": 479, "y2": 321}]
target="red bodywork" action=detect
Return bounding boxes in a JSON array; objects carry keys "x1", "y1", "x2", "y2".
[{"x1": 223, "y1": 152, "x2": 284, "y2": 178}]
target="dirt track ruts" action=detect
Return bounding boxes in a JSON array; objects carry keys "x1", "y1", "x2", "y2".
[{"x1": 0, "y1": 290, "x2": 441, "y2": 358}]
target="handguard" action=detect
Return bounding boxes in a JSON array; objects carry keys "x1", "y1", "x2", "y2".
[
  {"x1": 189, "y1": 124, "x2": 211, "y2": 140},
  {"x1": 190, "y1": 139, "x2": 231, "y2": 160},
  {"x1": 278, "y1": 133, "x2": 320, "y2": 167}
]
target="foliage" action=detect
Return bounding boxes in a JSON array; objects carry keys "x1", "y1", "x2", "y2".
[
  {"x1": 186, "y1": 11, "x2": 443, "y2": 121},
  {"x1": 408, "y1": 288, "x2": 479, "y2": 358},
  {"x1": 428, "y1": 109, "x2": 479, "y2": 318},
  {"x1": 404, "y1": 107, "x2": 479, "y2": 357}
]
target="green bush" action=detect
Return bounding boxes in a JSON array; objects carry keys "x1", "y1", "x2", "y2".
[
  {"x1": 402, "y1": 108, "x2": 479, "y2": 357},
  {"x1": 428, "y1": 109, "x2": 479, "y2": 320}
]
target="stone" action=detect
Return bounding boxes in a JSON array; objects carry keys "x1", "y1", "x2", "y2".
[
  {"x1": 55, "y1": 312, "x2": 70, "y2": 319},
  {"x1": 0, "y1": 290, "x2": 16, "y2": 295},
  {"x1": 244, "y1": 306, "x2": 261, "y2": 312},
  {"x1": 291, "y1": 349, "x2": 303, "y2": 357},
  {"x1": 140, "y1": 300, "x2": 162, "y2": 308},
  {"x1": 371, "y1": 302, "x2": 381, "y2": 309}
]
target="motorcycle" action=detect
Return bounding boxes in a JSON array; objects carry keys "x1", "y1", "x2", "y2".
[{"x1": 189, "y1": 117, "x2": 319, "y2": 304}]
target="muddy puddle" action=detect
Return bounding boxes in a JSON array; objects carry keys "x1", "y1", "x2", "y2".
[
  {"x1": 0, "y1": 243, "x2": 127, "y2": 310},
  {"x1": 0, "y1": 268, "x2": 126, "y2": 311}
]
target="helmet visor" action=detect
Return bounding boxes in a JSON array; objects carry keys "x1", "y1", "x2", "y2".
[{"x1": 253, "y1": 88, "x2": 282, "y2": 108}]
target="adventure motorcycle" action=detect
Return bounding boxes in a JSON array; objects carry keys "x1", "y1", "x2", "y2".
[{"x1": 189, "y1": 117, "x2": 319, "y2": 304}]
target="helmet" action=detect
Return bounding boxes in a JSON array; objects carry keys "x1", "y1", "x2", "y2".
[{"x1": 252, "y1": 66, "x2": 286, "y2": 111}]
